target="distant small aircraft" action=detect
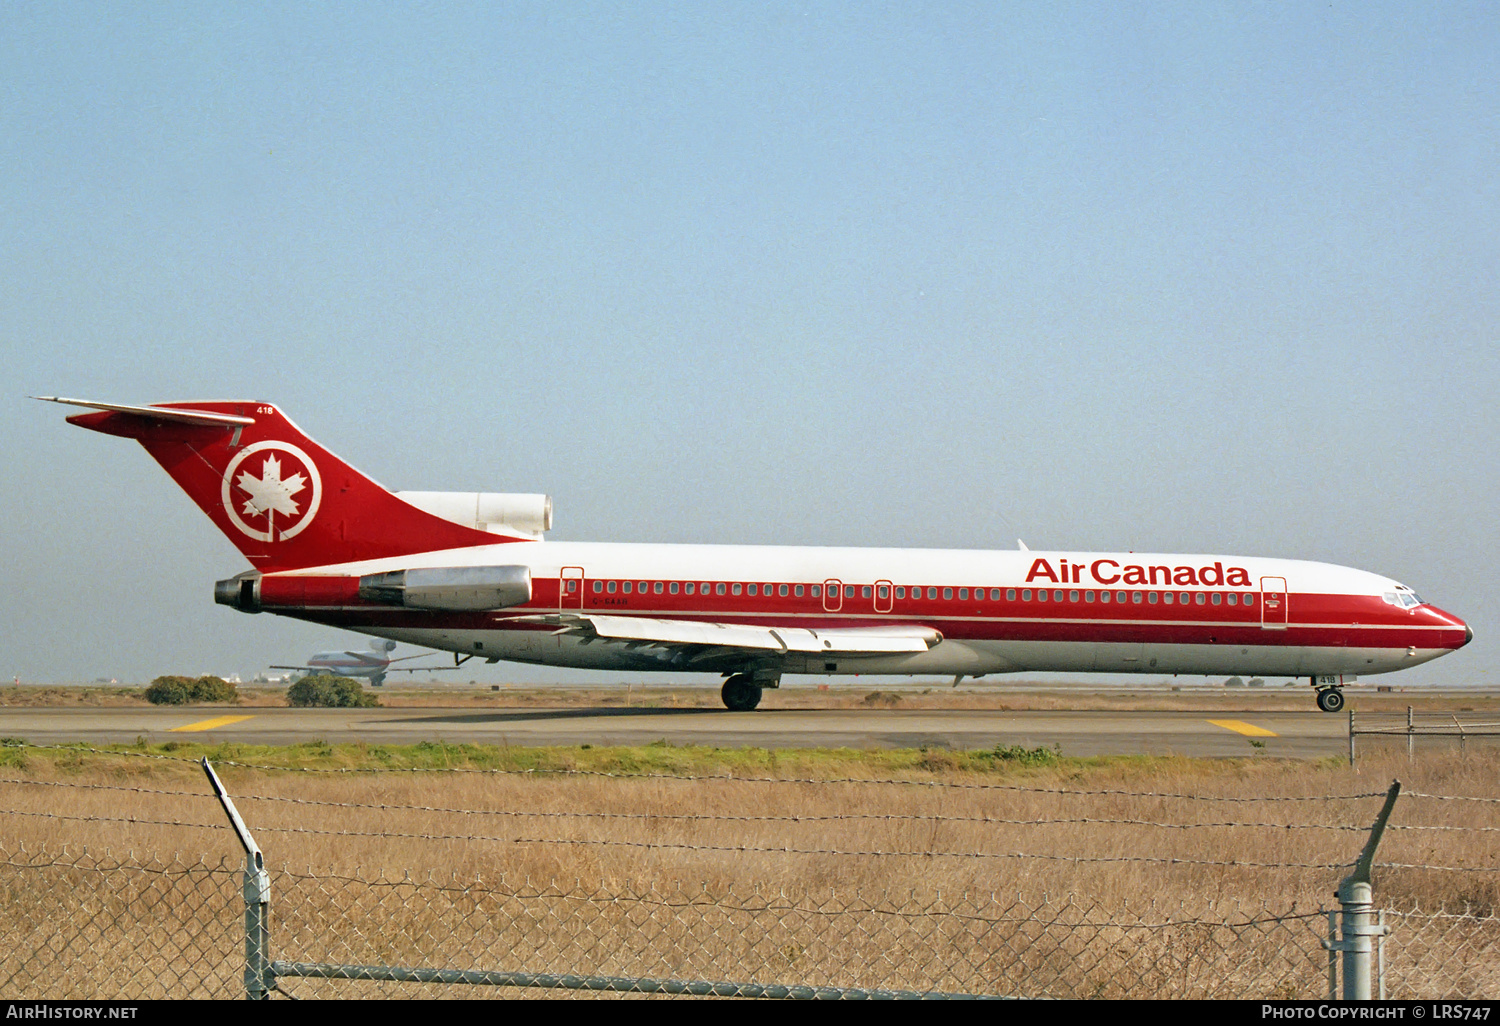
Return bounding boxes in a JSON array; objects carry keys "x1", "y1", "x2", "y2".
[{"x1": 271, "y1": 639, "x2": 454, "y2": 686}]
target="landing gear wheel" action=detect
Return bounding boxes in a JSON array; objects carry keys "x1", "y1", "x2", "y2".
[
  {"x1": 721, "y1": 674, "x2": 763, "y2": 712},
  {"x1": 1316, "y1": 688, "x2": 1345, "y2": 713}
]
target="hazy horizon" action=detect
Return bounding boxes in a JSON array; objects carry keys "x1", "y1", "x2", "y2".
[{"x1": 3, "y1": 4, "x2": 1493, "y2": 689}]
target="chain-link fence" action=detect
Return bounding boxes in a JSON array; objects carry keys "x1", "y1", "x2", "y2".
[
  {"x1": 2, "y1": 746, "x2": 1498, "y2": 999},
  {"x1": 0, "y1": 845, "x2": 241, "y2": 999},
  {"x1": 0, "y1": 843, "x2": 1341, "y2": 999},
  {"x1": 1349, "y1": 708, "x2": 1500, "y2": 765},
  {"x1": 4, "y1": 843, "x2": 1496, "y2": 1000}
]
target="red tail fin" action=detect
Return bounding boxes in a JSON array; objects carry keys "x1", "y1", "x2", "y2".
[{"x1": 54, "y1": 399, "x2": 511, "y2": 571}]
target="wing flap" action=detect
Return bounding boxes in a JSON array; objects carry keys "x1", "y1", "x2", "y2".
[{"x1": 526, "y1": 614, "x2": 940, "y2": 655}]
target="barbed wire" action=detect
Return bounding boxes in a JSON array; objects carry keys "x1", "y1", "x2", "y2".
[
  {"x1": 0, "y1": 776, "x2": 1383, "y2": 831},
  {"x1": 0, "y1": 806, "x2": 1360, "y2": 869},
  {"x1": 1403, "y1": 791, "x2": 1500, "y2": 804},
  {"x1": 23, "y1": 803, "x2": 1493, "y2": 872},
  {"x1": 4, "y1": 742, "x2": 1393, "y2": 802}
]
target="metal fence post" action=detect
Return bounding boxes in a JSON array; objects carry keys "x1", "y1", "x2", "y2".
[
  {"x1": 1326, "y1": 911, "x2": 1338, "y2": 999},
  {"x1": 243, "y1": 849, "x2": 272, "y2": 999},
  {"x1": 1324, "y1": 780, "x2": 1399, "y2": 1000},
  {"x1": 202, "y1": 758, "x2": 274, "y2": 999}
]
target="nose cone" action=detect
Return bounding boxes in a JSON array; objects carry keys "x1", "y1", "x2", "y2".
[{"x1": 1420, "y1": 604, "x2": 1472, "y2": 652}]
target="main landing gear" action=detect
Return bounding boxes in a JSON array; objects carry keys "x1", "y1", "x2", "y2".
[
  {"x1": 721, "y1": 673, "x2": 764, "y2": 711},
  {"x1": 1315, "y1": 688, "x2": 1345, "y2": 713}
]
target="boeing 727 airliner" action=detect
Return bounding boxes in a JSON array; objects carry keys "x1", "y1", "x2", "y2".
[{"x1": 39, "y1": 397, "x2": 1472, "y2": 712}]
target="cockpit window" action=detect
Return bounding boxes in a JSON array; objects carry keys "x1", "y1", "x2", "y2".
[{"x1": 1383, "y1": 590, "x2": 1423, "y2": 609}]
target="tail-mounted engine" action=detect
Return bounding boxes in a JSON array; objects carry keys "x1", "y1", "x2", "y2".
[
  {"x1": 214, "y1": 572, "x2": 262, "y2": 612},
  {"x1": 358, "y1": 565, "x2": 532, "y2": 610},
  {"x1": 215, "y1": 565, "x2": 533, "y2": 613},
  {"x1": 395, "y1": 492, "x2": 552, "y2": 540}
]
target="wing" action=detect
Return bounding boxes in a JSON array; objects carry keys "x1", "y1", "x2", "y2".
[{"x1": 518, "y1": 613, "x2": 940, "y2": 669}]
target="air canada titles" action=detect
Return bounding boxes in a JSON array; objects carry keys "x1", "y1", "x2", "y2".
[{"x1": 1026, "y1": 558, "x2": 1255, "y2": 588}]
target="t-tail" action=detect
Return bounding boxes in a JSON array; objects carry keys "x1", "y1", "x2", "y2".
[{"x1": 36, "y1": 398, "x2": 537, "y2": 572}]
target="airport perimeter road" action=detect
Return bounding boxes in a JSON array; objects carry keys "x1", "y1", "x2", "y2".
[{"x1": 0, "y1": 706, "x2": 1350, "y2": 758}]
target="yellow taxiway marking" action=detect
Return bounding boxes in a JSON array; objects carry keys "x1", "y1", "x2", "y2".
[
  {"x1": 170, "y1": 715, "x2": 255, "y2": 733},
  {"x1": 1207, "y1": 719, "x2": 1278, "y2": 738}
]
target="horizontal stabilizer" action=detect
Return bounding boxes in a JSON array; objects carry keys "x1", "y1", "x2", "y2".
[{"x1": 34, "y1": 396, "x2": 256, "y2": 428}]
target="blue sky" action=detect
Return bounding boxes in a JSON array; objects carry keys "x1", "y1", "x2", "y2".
[{"x1": 2, "y1": 3, "x2": 1494, "y2": 686}]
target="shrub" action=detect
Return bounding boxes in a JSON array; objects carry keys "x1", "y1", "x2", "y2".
[
  {"x1": 980, "y1": 742, "x2": 1061, "y2": 767},
  {"x1": 286, "y1": 675, "x2": 381, "y2": 708},
  {"x1": 144, "y1": 676, "x2": 191, "y2": 705},
  {"x1": 145, "y1": 675, "x2": 238, "y2": 705}
]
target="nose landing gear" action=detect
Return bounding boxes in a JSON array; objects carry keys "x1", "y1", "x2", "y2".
[{"x1": 1315, "y1": 688, "x2": 1345, "y2": 713}]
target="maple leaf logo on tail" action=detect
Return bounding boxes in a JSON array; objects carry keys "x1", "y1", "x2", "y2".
[
  {"x1": 237, "y1": 454, "x2": 306, "y2": 518},
  {"x1": 220, "y1": 442, "x2": 323, "y2": 542}
]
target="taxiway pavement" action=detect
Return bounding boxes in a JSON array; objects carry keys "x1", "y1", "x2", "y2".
[{"x1": 0, "y1": 705, "x2": 1349, "y2": 758}]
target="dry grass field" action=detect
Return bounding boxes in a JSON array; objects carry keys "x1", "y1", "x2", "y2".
[
  {"x1": 1, "y1": 735, "x2": 1497, "y2": 998},
  {"x1": 1, "y1": 742, "x2": 1494, "y2": 906}
]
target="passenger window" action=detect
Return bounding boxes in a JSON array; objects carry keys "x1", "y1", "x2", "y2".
[
  {"x1": 1007, "y1": 589, "x2": 1017, "y2": 600},
  {"x1": 1132, "y1": 592, "x2": 1142, "y2": 604},
  {"x1": 592, "y1": 581, "x2": 602, "y2": 593},
  {"x1": 1070, "y1": 590, "x2": 1080, "y2": 602},
  {"x1": 1195, "y1": 593, "x2": 1206, "y2": 605},
  {"x1": 1179, "y1": 592, "x2": 1189, "y2": 604},
  {"x1": 1037, "y1": 590, "x2": 1048, "y2": 602},
  {"x1": 795, "y1": 585, "x2": 804, "y2": 597},
  {"x1": 747, "y1": 584, "x2": 757, "y2": 596},
  {"x1": 878, "y1": 585, "x2": 889, "y2": 599},
  {"x1": 779, "y1": 584, "x2": 788, "y2": 597},
  {"x1": 684, "y1": 583, "x2": 695, "y2": 595},
  {"x1": 1227, "y1": 593, "x2": 1238, "y2": 606},
  {"x1": 1084, "y1": 591, "x2": 1095, "y2": 602},
  {"x1": 1053, "y1": 590, "x2": 1063, "y2": 601},
  {"x1": 959, "y1": 588, "x2": 968, "y2": 600},
  {"x1": 1211, "y1": 593, "x2": 1222, "y2": 605},
  {"x1": 715, "y1": 583, "x2": 725, "y2": 596},
  {"x1": 1244, "y1": 594, "x2": 1254, "y2": 606},
  {"x1": 1163, "y1": 592, "x2": 1173, "y2": 604},
  {"x1": 927, "y1": 587, "x2": 938, "y2": 599},
  {"x1": 811, "y1": 585, "x2": 821, "y2": 597},
  {"x1": 607, "y1": 581, "x2": 617, "y2": 594},
  {"x1": 943, "y1": 587, "x2": 953, "y2": 599},
  {"x1": 992, "y1": 589, "x2": 1002, "y2": 600},
  {"x1": 845, "y1": 585, "x2": 855, "y2": 598},
  {"x1": 639, "y1": 581, "x2": 648, "y2": 592},
  {"x1": 896, "y1": 587, "x2": 905, "y2": 599},
  {"x1": 1022, "y1": 589, "x2": 1032, "y2": 601},
  {"x1": 862, "y1": 586, "x2": 872, "y2": 598},
  {"x1": 732, "y1": 583, "x2": 743, "y2": 596},
  {"x1": 622, "y1": 581, "x2": 632, "y2": 594},
  {"x1": 1147, "y1": 592, "x2": 1158, "y2": 604},
  {"x1": 669, "y1": 582, "x2": 679, "y2": 594}
]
